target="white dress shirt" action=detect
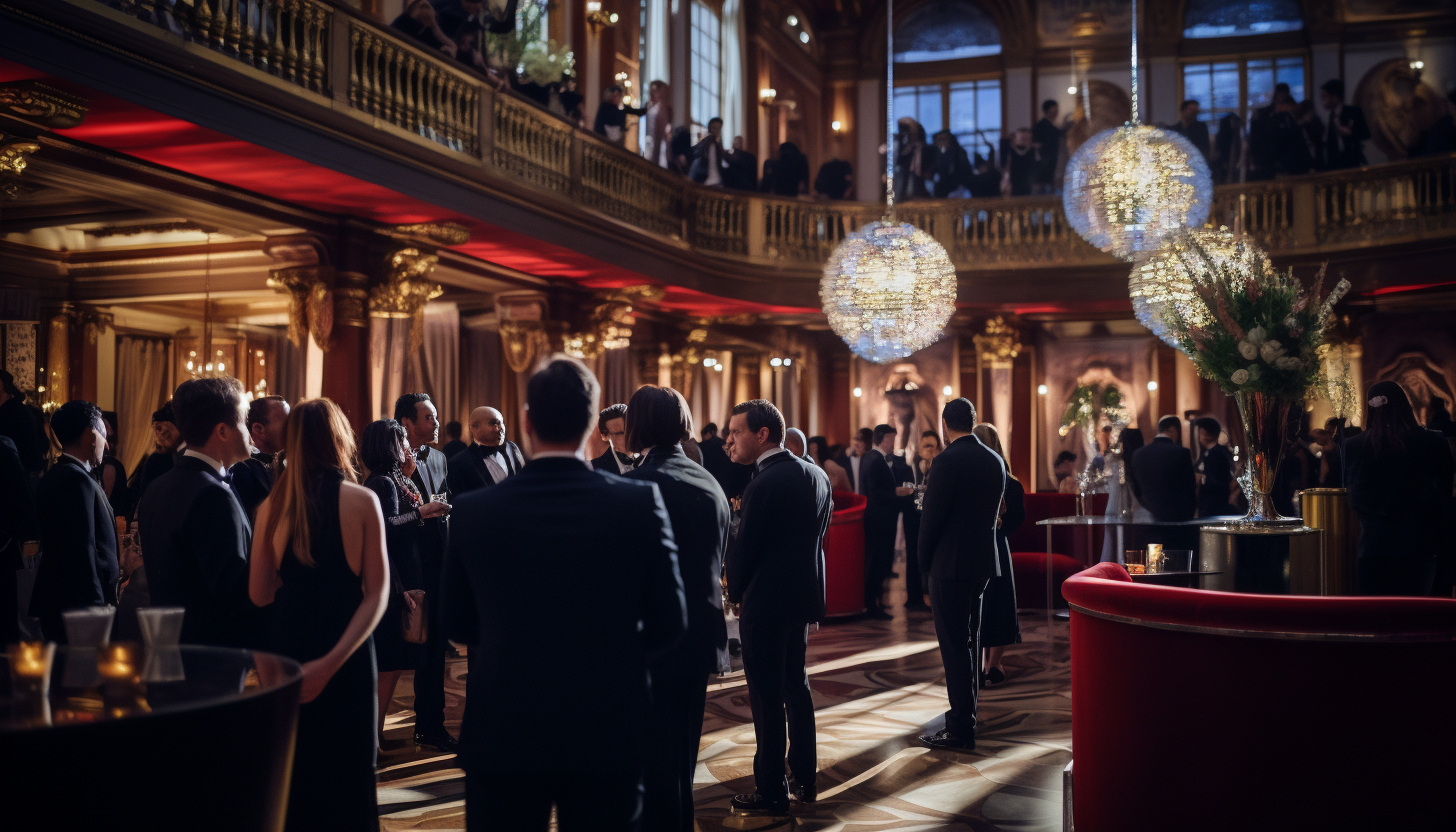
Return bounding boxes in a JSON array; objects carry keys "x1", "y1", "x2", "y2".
[{"x1": 183, "y1": 448, "x2": 227, "y2": 478}]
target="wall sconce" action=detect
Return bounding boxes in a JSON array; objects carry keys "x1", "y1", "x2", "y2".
[
  {"x1": 586, "y1": 1, "x2": 618, "y2": 33},
  {"x1": 853, "y1": 386, "x2": 863, "y2": 398},
  {"x1": 1409, "y1": 59, "x2": 1425, "y2": 78},
  {"x1": 1147, "y1": 380, "x2": 1159, "y2": 392},
  {"x1": 942, "y1": 385, "x2": 953, "y2": 396},
  {"x1": 1067, "y1": 85, "x2": 1078, "y2": 95},
  {"x1": 1038, "y1": 384, "x2": 1048, "y2": 395},
  {"x1": 831, "y1": 119, "x2": 843, "y2": 132},
  {"x1": 759, "y1": 88, "x2": 777, "y2": 106}
]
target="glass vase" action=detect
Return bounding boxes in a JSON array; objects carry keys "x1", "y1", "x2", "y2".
[{"x1": 1235, "y1": 390, "x2": 1297, "y2": 524}]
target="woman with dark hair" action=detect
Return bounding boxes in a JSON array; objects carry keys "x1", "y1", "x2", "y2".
[
  {"x1": 1346, "y1": 381, "x2": 1456, "y2": 595},
  {"x1": 621, "y1": 385, "x2": 731, "y2": 832},
  {"x1": 99, "y1": 410, "x2": 130, "y2": 521},
  {"x1": 820, "y1": 441, "x2": 853, "y2": 493},
  {"x1": 770, "y1": 142, "x2": 810, "y2": 196},
  {"x1": 249, "y1": 399, "x2": 390, "y2": 831},
  {"x1": 904, "y1": 430, "x2": 943, "y2": 611},
  {"x1": 359, "y1": 418, "x2": 447, "y2": 750},
  {"x1": 972, "y1": 423, "x2": 1021, "y2": 684}
]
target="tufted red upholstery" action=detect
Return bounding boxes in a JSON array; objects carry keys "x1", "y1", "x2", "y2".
[
  {"x1": 1064, "y1": 567, "x2": 1456, "y2": 832},
  {"x1": 823, "y1": 492, "x2": 866, "y2": 617}
]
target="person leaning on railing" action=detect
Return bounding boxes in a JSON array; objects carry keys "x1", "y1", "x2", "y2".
[
  {"x1": 391, "y1": 0, "x2": 458, "y2": 59},
  {"x1": 594, "y1": 85, "x2": 648, "y2": 146}
]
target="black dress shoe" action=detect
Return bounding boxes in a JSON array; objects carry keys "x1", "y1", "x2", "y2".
[
  {"x1": 788, "y1": 773, "x2": 817, "y2": 804},
  {"x1": 414, "y1": 730, "x2": 460, "y2": 754},
  {"x1": 864, "y1": 608, "x2": 894, "y2": 621},
  {"x1": 985, "y1": 667, "x2": 1007, "y2": 685},
  {"x1": 731, "y1": 792, "x2": 791, "y2": 815},
  {"x1": 919, "y1": 729, "x2": 975, "y2": 751}
]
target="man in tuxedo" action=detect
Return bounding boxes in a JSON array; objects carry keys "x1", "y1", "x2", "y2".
[
  {"x1": 725, "y1": 399, "x2": 833, "y2": 816},
  {"x1": 622, "y1": 385, "x2": 731, "y2": 832},
  {"x1": 831, "y1": 427, "x2": 872, "y2": 495},
  {"x1": 860, "y1": 424, "x2": 902, "y2": 618},
  {"x1": 138, "y1": 378, "x2": 260, "y2": 648},
  {"x1": 1195, "y1": 417, "x2": 1236, "y2": 518},
  {"x1": 440, "y1": 420, "x2": 468, "y2": 461},
  {"x1": 442, "y1": 357, "x2": 685, "y2": 832},
  {"x1": 28, "y1": 401, "x2": 119, "y2": 643},
  {"x1": 229, "y1": 395, "x2": 288, "y2": 525},
  {"x1": 447, "y1": 406, "x2": 525, "y2": 496},
  {"x1": 395, "y1": 391, "x2": 457, "y2": 753},
  {"x1": 917, "y1": 398, "x2": 1005, "y2": 751},
  {"x1": 1131, "y1": 415, "x2": 1197, "y2": 522},
  {"x1": 590, "y1": 403, "x2": 639, "y2": 474},
  {"x1": 1320, "y1": 79, "x2": 1370, "y2": 170}
]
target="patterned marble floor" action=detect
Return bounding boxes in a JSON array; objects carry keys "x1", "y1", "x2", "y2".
[{"x1": 376, "y1": 592, "x2": 1071, "y2": 832}]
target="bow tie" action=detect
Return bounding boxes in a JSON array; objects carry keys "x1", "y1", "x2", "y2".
[
  {"x1": 415, "y1": 446, "x2": 430, "y2": 460},
  {"x1": 477, "y1": 444, "x2": 502, "y2": 456},
  {"x1": 220, "y1": 469, "x2": 234, "y2": 485}
]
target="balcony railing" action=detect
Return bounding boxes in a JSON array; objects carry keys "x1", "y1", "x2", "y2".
[{"x1": 15, "y1": 0, "x2": 1456, "y2": 276}]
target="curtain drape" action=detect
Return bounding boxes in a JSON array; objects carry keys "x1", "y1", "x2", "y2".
[
  {"x1": 720, "y1": 0, "x2": 745, "y2": 143},
  {"x1": 116, "y1": 336, "x2": 169, "y2": 475},
  {"x1": 370, "y1": 317, "x2": 408, "y2": 422},
  {"x1": 370, "y1": 303, "x2": 460, "y2": 425}
]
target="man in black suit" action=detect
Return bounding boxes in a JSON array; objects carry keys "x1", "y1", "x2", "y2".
[
  {"x1": 0, "y1": 435, "x2": 36, "y2": 644},
  {"x1": 623, "y1": 385, "x2": 731, "y2": 832},
  {"x1": 1320, "y1": 79, "x2": 1370, "y2": 170},
  {"x1": 1195, "y1": 417, "x2": 1236, "y2": 518},
  {"x1": 831, "y1": 427, "x2": 872, "y2": 496},
  {"x1": 1171, "y1": 99, "x2": 1212, "y2": 162},
  {"x1": 860, "y1": 424, "x2": 902, "y2": 618},
  {"x1": 137, "y1": 378, "x2": 259, "y2": 648},
  {"x1": 395, "y1": 391, "x2": 457, "y2": 753},
  {"x1": 917, "y1": 398, "x2": 1005, "y2": 751},
  {"x1": 447, "y1": 406, "x2": 525, "y2": 496},
  {"x1": 591, "y1": 403, "x2": 640, "y2": 473},
  {"x1": 725, "y1": 398, "x2": 833, "y2": 816},
  {"x1": 229, "y1": 395, "x2": 288, "y2": 525},
  {"x1": 442, "y1": 357, "x2": 685, "y2": 832},
  {"x1": 29, "y1": 401, "x2": 119, "y2": 643},
  {"x1": 1130, "y1": 415, "x2": 1197, "y2": 522},
  {"x1": 0, "y1": 369, "x2": 44, "y2": 475},
  {"x1": 440, "y1": 419, "x2": 468, "y2": 461}
]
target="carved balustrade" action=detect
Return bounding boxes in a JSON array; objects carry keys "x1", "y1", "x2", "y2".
[{"x1": 28, "y1": 0, "x2": 1456, "y2": 275}]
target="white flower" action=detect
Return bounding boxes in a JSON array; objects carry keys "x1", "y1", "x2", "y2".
[
  {"x1": 1259, "y1": 339, "x2": 1285, "y2": 363},
  {"x1": 1238, "y1": 340, "x2": 1258, "y2": 360},
  {"x1": 1247, "y1": 364, "x2": 1262, "y2": 380},
  {"x1": 1246, "y1": 326, "x2": 1268, "y2": 346},
  {"x1": 1230, "y1": 369, "x2": 1250, "y2": 386},
  {"x1": 1275, "y1": 356, "x2": 1302, "y2": 371},
  {"x1": 1283, "y1": 316, "x2": 1299, "y2": 328}
]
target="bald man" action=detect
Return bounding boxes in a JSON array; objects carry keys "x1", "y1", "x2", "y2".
[{"x1": 446, "y1": 405, "x2": 527, "y2": 496}]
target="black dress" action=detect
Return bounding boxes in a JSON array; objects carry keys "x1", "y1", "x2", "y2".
[
  {"x1": 271, "y1": 469, "x2": 379, "y2": 832},
  {"x1": 981, "y1": 477, "x2": 1024, "y2": 648},
  {"x1": 1347, "y1": 429, "x2": 1455, "y2": 596},
  {"x1": 364, "y1": 470, "x2": 426, "y2": 672}
]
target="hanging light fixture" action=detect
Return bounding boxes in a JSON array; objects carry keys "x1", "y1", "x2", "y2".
[
  {"x1": 819, "y1": 0, "x2": 956, "y2": 364},
  {"x1": 1063, "y1": 0, "x2": 1212, "y2": 261},
  {"x1": 1128, "y1": 226, "x2": 1272, "y2": 350}
]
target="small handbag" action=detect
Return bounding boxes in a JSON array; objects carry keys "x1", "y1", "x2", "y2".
[{"x1": 402, "y1": 589, "x2": 428, "y2": 644}]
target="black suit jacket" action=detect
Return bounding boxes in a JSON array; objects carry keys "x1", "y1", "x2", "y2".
[
  {"x1": 589, "y1": 448, "x2": 639, "y2": 475},
  {"x1": 889, "y1": 452, "x2": 917, "y2": 514},
  {"x1": 30, "y1": 456, "x2": 120, "y2": 641},
  {"x1": 137, "y1": 456, "x2": 259, "y2": 648},
  {"x1": 1326, "y1": 104, "x2": 1371, "y2": 169},
  {"x1": 626, "y1": 444, "x2": 731, "y2": 672},
  {"x1": 917, "y1": 434, "x2": 1005, "y2": 582},
  {"x1": 1130, "y1": 436, "x2": 1197, "y2": 522},
  {"x1": 727, "y1": 450, "x2": 833, "y2": 623},
  {"x1": 860, "y1": 448, "x2": 899, "y2": 530},
  {"x1": 446, "y1": 441, "x2": 525, "y2": 497},
  {"x1": 0, "y1": 397, "x2": 44, "y2": 474},
  {"x1": 229, "y1": 452, "x2": 275, "y2": 525},
  {"x1": 1171, "y1": 118, "x2": 1212, "y2": 160},
  {"x1": 410, "y1": 445, "x2": 450, "y2": 561},
  {"x1": 441, "y1": 456, "x2": 685, "y2": 773},
  {"x1": 1197, "y1": 444, "x2": 1236, "y2": 518},
  {"x1": 440, "y1": 439, "x2": 467, "y2": 460}
]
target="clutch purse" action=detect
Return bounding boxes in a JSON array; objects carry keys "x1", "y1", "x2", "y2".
[{"x1": 402, "y1": 589, "x2": 428, "y2": 644}]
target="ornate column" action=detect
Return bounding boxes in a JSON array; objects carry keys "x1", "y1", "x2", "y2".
[{"x1": 973, "y1": 315, "x2": 1023, "y2": 454}]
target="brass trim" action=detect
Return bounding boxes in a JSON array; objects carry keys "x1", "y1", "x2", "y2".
[{"x1": 1066, "y1": 602, "x2": 1456, "y2": 643}]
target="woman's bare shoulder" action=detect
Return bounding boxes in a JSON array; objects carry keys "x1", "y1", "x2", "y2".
[{"x1": 339, "y1": 480, "x2": 383, "y2": 509}]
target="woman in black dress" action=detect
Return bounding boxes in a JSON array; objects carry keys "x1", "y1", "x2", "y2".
[
  {"x1": 360, "y1": 419, "x2": 446, "y2": 748},
  {"x1": 250, "y1": 399, "x2": 389, "y2": 832},
  {"x1": 973, "y1": 424, "x2": 1023, "y2": 685},
  {"x1": 1346, "y1": 381, "x2": 1456, "y2": 596},
  {"x1": 904, "y1": 430, "x2": 942, "y2": 611}
]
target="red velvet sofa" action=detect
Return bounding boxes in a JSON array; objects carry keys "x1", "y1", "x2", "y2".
[
  {"x1": 1063, "y1": 562, "x2": 1456, "y2": 832},
  {"x1": 1007, "y1": 492, "x2": 1106, "y2": 608},
  {"x1": 823, "y1": 492, "x2": 866, "y2": 617}
]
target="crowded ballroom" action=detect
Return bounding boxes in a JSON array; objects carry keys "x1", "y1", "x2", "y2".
[{"x1": 1, "y1": 0, "x2": 1455, "y2": 829}]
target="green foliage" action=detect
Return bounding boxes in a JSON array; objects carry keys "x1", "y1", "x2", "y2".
[{"x1": 1061, "y1": 383, "x2": 1123, "y2": 430}]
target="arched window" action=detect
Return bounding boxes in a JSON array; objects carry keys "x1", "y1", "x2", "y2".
[
  {"x1": 690, "y1": 0, "x2": 722, "y2": 130},
  {"x1": 1183, "y1": 0, "x2": 1303, "y2": 39},
  {"x1": 893, "y1": 0, "x2": 1000, "y2": 63}
]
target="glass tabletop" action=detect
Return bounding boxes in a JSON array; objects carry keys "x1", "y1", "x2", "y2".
[
  {"x1": 1036, "y1": 515, "x2": 1245, "y2": 527},
  {"x1": 2, "y1": 645, "x2": 302, "y2": 733}
]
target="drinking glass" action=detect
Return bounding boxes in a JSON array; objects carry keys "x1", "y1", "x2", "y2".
[
  {"x1": 62, "y1": 606, "x2": 115, "y2": 647},
  {"x1": 1124, "y1": 549, "x2": 1146, "y2": 574},
  {"x1": 1164, "y1": 550, "x2": 1195, "y2": 573},
  {"x1": 1146, "y1": 543, "x2": 1165, "y2": 574},
  {"x1": 138, "y1": 606, "x2": 186, "y2": 647}
]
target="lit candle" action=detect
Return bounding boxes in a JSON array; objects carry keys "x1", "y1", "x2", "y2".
[
  {"x1": 12, "y1": 641, "x2": 52, "y2": 680},
  {"x1": 97, "y1": 643, "x2": 136, "y2": 682}
]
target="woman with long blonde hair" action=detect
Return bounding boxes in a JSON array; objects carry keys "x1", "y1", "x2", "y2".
[
  {"x1": 971, "y1": 423, "x2": 1023, "y2": 685},
  {"x1": 250, "y1": 398, "x2": 389, "y2": 831}
]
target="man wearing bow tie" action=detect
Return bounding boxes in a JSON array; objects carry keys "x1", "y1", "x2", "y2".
[
  {"x1": 395, "y1": 392, "x2": 458, "y2": 753},
  {"x1": 447, "y1": 406, "x2": 525, "y2": 496},
  {"x1": 590, "y1": 403, "x2": 640, "y2": 474},
  {"x1": 229, "y1": 395, "x2": 289, "y2": 525},
  {"x1": 137, "y1": 377, "x2": 262, "y2": 648}
]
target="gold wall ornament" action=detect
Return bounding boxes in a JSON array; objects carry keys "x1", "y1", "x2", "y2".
[
  {"x1": 0, "y1": 136, "x2": 41, "y2": 176},
  {"x1": 392, "y1": 222, "x2": 472, "y2": 246},
  {"x1": 972, "y1": 316, "x2": 1023, "y2": 369},
  {"x1": 69, "y1": 307, "x2": 114, "y2": 346},
  {"x1": 370, "y1": 248, "x2": 443, "y2": 352},
  {"x1": 266, "y1": 265, "x2": 335, "y2": 350},
  {"x1": 500, "y1": 320, "x2": 549, "y2": 373},
  {"x1": 0, "y1": 81, "x2": 88, "y2": 128}
]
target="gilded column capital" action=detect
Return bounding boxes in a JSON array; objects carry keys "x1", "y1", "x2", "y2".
[
  {"x1": 972, "y1": 315, "x2": 1023, "y2": 369},
  {"x1": 266, "y1": 265, "x2": 336, "y2": 350},
  {"x1": 370, "y1": 248, "x2": 443, "y2": 351}
]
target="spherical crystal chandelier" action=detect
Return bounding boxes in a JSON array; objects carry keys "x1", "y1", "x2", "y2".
[
  {"x1": 820, "y1": 0, "x2": 956, "y2": 363},
  {"x1": 1129, "y1": 227, "x2": 1272, "y2": 350},
  {"x1": 1063, "y1": 0, "x2": 1213, "y2": 261}
]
